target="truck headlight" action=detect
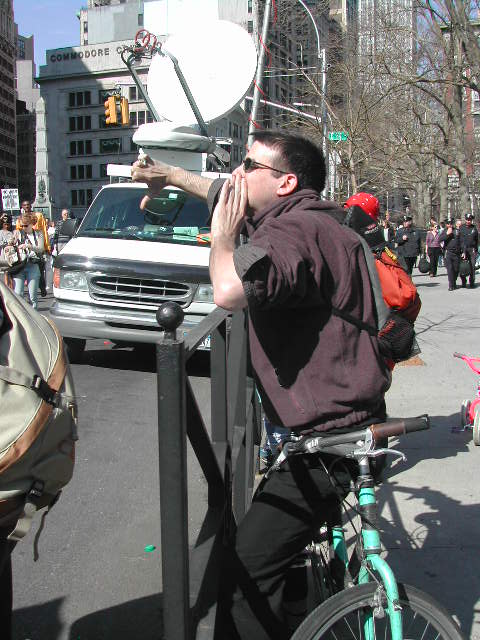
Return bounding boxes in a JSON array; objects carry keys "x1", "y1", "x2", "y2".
[
  {"x1": 59, "y1": 270, "x2": 88, "y2": 291},
  {"x1": 194, "y1": 284, "x2": 214, "y2": 303}
]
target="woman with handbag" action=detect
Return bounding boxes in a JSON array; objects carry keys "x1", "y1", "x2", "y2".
[
  {"x1": 12, "y1": 213, "x2": 45, "y2": 309},
  {"x1": 426, "y1": 221, "x2": 442, "y2": 277}
]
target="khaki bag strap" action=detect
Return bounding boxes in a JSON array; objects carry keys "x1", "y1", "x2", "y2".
[{"x1": 0, "y1": 364, "x2": 59, "y2": 405}]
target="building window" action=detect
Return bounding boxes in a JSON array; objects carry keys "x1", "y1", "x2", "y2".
[
  {"x1": 70, "y1": 164, "x2": 93, "y2": 180},
  {"x1": 70, "y1": 140, "x2": 92, "y2": 155},
  {"x1": 100, "y1": 138, "x2": 122, "y2": 154},
  {"x1": 129, "y1": 111, "x2": 137, "y2": 127},
  {"x1": 248, "y1": 0, "x2": 252, "y2": 12},
  {"x1": 233, "y1": 123, "x2": 239, "y2": 138},
  {"x1": 83, "y1": 21, "x2": 88, "y2": 33},
  {"x1": 147, "y1": 110, "x2": 153, "y2": 123},
  {"x1": 71, "y1": 189, "x2": 93, "y2": 207},
  {"x1": 248, "y1": 20, "x2": 253, "y2": 34},
  {"x1": 99, "y1": 89, "x2": 113, "y2": 104},
  {"x1": 69, "y1": 91, "x2": 91, "y2": 107},
  {"x1": 129, "y1": 86, "x2": 137, "y2": 101},
  {"x1": 70, "y1": 115, "x2": 91, "y2": 132},
  {"x1": 233, "y1": 145, "x2": 239, "y2": 162},
  {"x1": 138, "y1": 111, "x2": 145, "y2": 125},
  {"x1": 100, "y1": 163, "x2": 108, "y2": 178},
  {"x1": 473, "y1": 114, "x2": 480, "y2": 129},
  {"x1": 138, "y1": 13, "x2": 143, "y2": 26}
]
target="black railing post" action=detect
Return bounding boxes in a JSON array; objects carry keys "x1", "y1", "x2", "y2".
[{"x1": 156, "y1": 302, "x2": 190, "y2": 640}]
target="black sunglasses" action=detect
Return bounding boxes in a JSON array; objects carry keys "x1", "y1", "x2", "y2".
[{"x1": 243, "y1": 157, "x2": 289, "y2": 174}]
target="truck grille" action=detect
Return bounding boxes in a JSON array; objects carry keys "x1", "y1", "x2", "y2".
[{"x1": 89, "y1": 275, "x2": 193, "y2": 307}]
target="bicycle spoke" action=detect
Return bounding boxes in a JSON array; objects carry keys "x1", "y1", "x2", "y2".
[{"x1": 419, "y1": 621, "x2": 431, "y2": 640}]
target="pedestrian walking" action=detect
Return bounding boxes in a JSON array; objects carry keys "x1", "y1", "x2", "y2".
[
  {"x1": 18, "y1": 201, "x2": 50, "y2": 297},
  {"x1": 12, "y1": 213, "x2": 46, "y2": 309},
  {"x1": 438, "y1": 218, "x2": 461, "y2": 290},
  {"x1": 131, "y1": 130, "x2": 391, "y2": 639},
  {"x1": 459, "y1": 213, "x2": 478, "y2": 288},
  {"x1": 425, "y1": 221, "x2": 442, "y2": 277},
  {"x1": 394, "y1": 215, "x2": 422, "y2": 274}
]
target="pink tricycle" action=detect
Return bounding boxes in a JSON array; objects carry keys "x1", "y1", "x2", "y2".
[{"x1": 454, "y1": 352, "x2": 480, "y2": 445}]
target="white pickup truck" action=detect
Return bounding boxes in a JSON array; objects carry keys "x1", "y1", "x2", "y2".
[{"x1": 51, "y1": 176, "x2": 222, "y2": 362}]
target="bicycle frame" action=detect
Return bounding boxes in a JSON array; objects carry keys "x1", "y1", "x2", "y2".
[{"x1": 329, "y1": 455, "x2": 403, "y2": 640}]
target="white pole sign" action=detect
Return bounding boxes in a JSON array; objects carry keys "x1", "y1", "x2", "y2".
[{"x1": 1, "y1": 188, "x2": 19, "y2": 211}]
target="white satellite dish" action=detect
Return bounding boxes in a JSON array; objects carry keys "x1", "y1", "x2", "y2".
[{"x1": 146, "y1": 20, "x2": 258, "y2": 125}]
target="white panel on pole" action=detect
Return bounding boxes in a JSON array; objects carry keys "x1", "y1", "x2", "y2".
[{"x1": 1, "y1": 189, "x2": 19, "y2": 211}]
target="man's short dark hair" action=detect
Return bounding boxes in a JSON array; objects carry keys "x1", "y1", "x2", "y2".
[{"x1": 252, "y1": 130, "x2": 326, "y2": 193}]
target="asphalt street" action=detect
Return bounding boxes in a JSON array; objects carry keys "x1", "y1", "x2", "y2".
[{"x1": 10, "y1": 265, "x2": 480, "y2": 639}]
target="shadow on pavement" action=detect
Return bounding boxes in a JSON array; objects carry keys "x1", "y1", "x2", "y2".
[
  {"x1": 13, "y1": 598, "x2": 64, "y2": 640},
  {"x1": 76, "y1": 343, "x2": 211, "y2": 377},
  {"x1": 376, "y1": 411, "x2": 477, "y2": 637},
  {"x1": 13, "y1": 594, "x2": 163, "y2": 640},
  {"x1": 69, "y1": 594, "x2": 163, "y2": 640}
]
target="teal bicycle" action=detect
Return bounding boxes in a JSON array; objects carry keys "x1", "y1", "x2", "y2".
[{"x1": 266, "y1": 415, "x2": 464, "y2": 640}]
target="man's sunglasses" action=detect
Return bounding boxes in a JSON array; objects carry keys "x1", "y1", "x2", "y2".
[{"x1": 242, "y1": 157, "x2": 289, "y2": 174}]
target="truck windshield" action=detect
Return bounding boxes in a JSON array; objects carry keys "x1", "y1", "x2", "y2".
[{"x1": 77, "y1": 187, "x2": 211, "y2": 246}]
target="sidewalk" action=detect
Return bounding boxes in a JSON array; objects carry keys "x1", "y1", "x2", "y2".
[{"x1": 379, "y1": 266, "x2": 479, "y2": 638}]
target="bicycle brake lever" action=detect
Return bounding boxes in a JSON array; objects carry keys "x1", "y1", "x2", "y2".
[{"x1": 371, "y1": 448, "x2": 407, "y2": 462}]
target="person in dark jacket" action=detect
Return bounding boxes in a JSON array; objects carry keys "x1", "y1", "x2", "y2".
[
  {"x1": 53, "y1": 209, "x2": 77, "y2": 255},
  {"x1": 438, "y1": 218, "x2": 462, "y2": 290},
  {"x1": 459, "y1": 213, "x2": 478, "y2": 288},
  {"x1": 131, "y1": 131, "x2": 391, "y2": 639},
  {"x1": 394, "y1": 215, "x2": 422, "y2": 274}
]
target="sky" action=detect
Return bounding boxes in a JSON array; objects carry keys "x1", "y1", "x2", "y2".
[{"x1": 13, "y1": 0, "x2": 81, "y2": 70}]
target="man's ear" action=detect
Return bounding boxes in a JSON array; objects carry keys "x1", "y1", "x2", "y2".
[{"x1": 276, "y1": 173, "x2": 298, "y2": 196}]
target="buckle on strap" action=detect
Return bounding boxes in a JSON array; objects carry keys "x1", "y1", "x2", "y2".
[{"x1": 30, "y1": 375, "x2": 58, "y2": 406}]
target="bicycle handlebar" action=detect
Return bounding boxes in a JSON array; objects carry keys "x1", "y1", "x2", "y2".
[
  {"x1": 369, "y1": 414, "x2": 430, "y2": 443},
  {"x1": 453, "y1": 352, "x2": 480, "y2": 375}
]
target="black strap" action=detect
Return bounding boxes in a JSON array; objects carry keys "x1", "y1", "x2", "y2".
[{"x1": 331, "y1": 307, "x2": 377, "y2": 336}]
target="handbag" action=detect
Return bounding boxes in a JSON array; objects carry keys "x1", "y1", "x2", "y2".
[
  {"x1": 417, "y1": 254, "x2": 430, "y2": 274},
  {"x1": 1, "y1": 245, "x2": 28, "y2": 276},
  {"x1": 459, "y1": 258, "x2": 471, "y2": 277}
]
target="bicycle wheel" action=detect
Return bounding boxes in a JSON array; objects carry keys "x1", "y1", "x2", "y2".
[
  {"x1": 291, "y1": 582, "x2": 464, "y2": 640},
  {"x1": 461, "y1": 399, "x2": 471, "y2": 427},
  {"x1": 473, "y1": 407, "x2": 480, "y2": 446}
]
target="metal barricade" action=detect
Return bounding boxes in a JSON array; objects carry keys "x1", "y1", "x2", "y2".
[{"x1": 155, "y1": 302, "x2": 261, "y2": 640}]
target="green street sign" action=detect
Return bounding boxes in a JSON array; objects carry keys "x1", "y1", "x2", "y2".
[{"x1": 328, "y1": 131, "x2": 348, "y2": 141}]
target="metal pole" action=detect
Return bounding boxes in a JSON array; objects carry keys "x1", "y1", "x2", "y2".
[
  {"x1": 320, "y1": 47, "x2": 329, "y2": 197},
  {"x1": 156, "y1": 304, "x2": 190, "y2": 640},
  {"x1": 248, "y1": 0, "x2": 272, "y2": 146}
]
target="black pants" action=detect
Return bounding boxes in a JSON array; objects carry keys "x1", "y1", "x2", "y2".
[
  {"x1": 445, "y1": 253, "x2": 460, "y2": 289},
  {"x1": 427, "y1": 247, "x2": 441, "y2": 276},
  {"x1": 403, "y1": 256, "x2": 416, "y2": 275},
  {"x1": 38, "y1": 258, "x2": 47, "y2": 296},
  {"x1": 216, "y1": 454, "x2": 355, "y2": 639},
  {"x1": 460, "y1": 249, "x2": 477, "y2": 287}
]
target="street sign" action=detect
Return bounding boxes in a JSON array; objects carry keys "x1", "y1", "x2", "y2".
[
  {"x1": 328, "y1": 131, "x2": 348, "y2": 142},
  {"x1": 1, "y1": 188, "x2": 19, "y2": 211},
  {"x1": 447, "y1": 174, "x2": 459, "y2": 191}
]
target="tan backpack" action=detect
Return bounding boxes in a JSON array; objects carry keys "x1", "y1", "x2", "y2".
[{"x1": 0, "y1": 281, "x2": 77, "y2": 553}]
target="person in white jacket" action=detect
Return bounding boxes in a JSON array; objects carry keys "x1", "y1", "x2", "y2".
[{"x1": 12, "y1": 213, "x2": 46, "y2": 309}]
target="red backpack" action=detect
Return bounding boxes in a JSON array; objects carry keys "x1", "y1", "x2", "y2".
[{"x1": 374, "y1": 247, "x2": 421, "y2": 323}]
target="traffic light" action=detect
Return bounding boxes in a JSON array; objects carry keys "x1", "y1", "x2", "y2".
[
  {"x1": 104, "y1": 96, "x2": 118, "y2": 125},
  {"x1": 120, "y1": 97, "x2": 129, "y2": 125}
]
